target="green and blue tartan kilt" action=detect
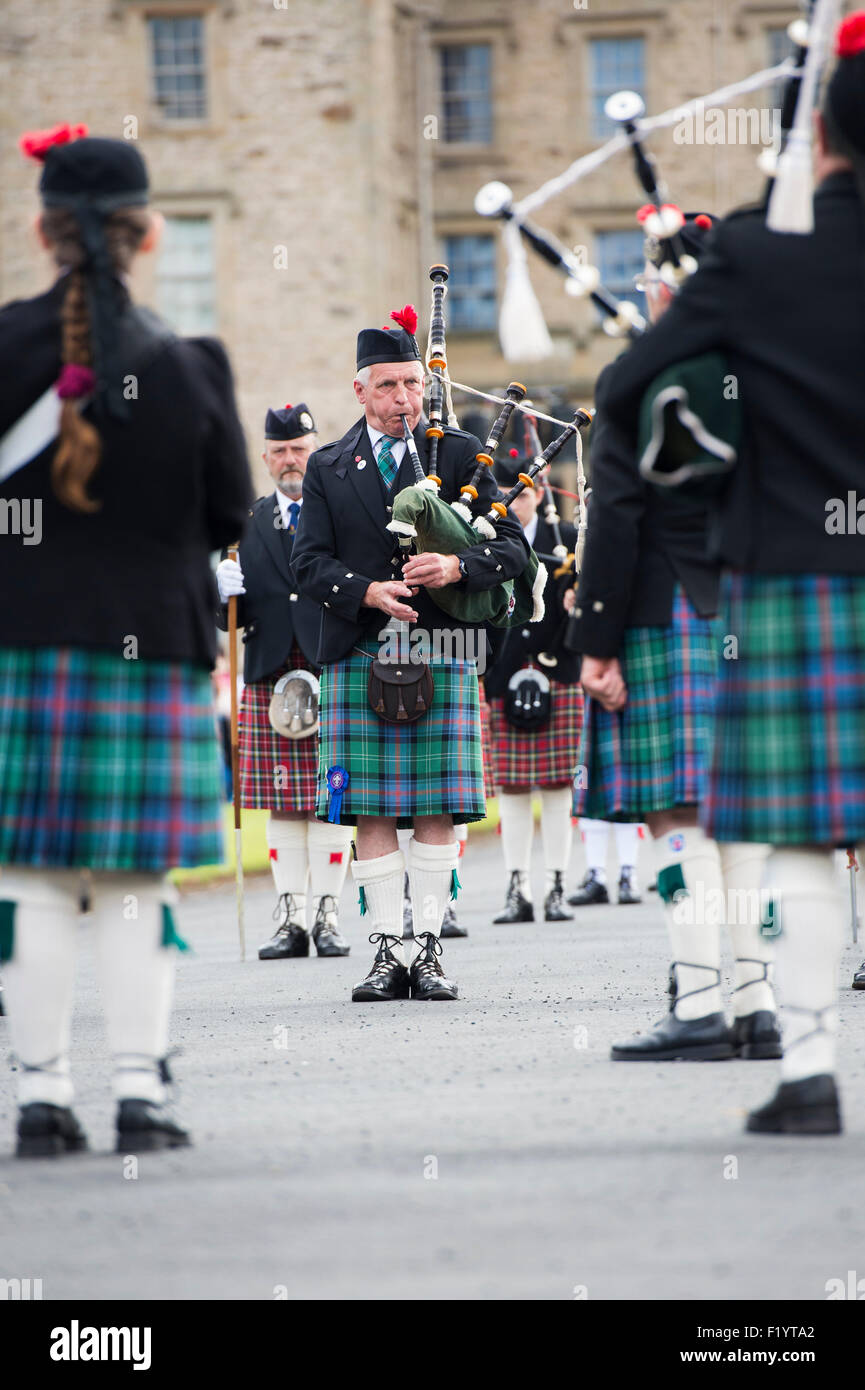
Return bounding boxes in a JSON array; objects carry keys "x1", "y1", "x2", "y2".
[
  {"x1": 575, "y1": 587, "x2": 722, "y2": 821},
  {"x1": 316, "y1": 647, "x2": 485, "y2": 828},
  {"x1": 703, "y1": 572, "x2": 865, "y2": 846},
  {"x1": 0, "y1": 646, "x2": 224, "y2": 872},
  {"x1": 239, "y1": 644, "x2": 319, "y2": 813}
]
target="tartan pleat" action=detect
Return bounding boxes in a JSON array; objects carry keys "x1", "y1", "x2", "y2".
[
  {"x1": 0, "y1": 646, "x2": 223, "y2": 871},
  {"x1": 704, "y1": 572, "x2": 865, "y2": 845},
  {"x1": 316, "y1": 649, "x2": 485, "y2": 827},
  {"x1": 576, "y1": 588, "x2": 721, "y2": 820},
  {"x1": 238, "y1": 646, "x2": 319, "y2": 812},
  {"x1": 486, "y1": 683, "x2": 584, "y2": 788},
  {"x1": 478, "y1": 681, "x2": 496, "y2": 799}
]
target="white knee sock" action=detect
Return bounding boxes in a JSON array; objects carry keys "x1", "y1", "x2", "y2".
[
  {"x1": 654, "y1": 826, "x2": 724, "y2": 1020},
  {"x1": 352, "y1": 850, "x2": 407, "y2": 965},
  {"x1": 614, "y1": 822, "x2": 641, "y2": 883},
  {"x1": 91, "y1": 874, "x2": 176, "y2": 1105},
  {"x1": 267, "y1": 816, "x2": 309, "y2": 929},
  {"x1": 499, "y1": 791, "x2": 534, "y2": 900},
  {"x1": 718, "y1": 841, "x2": 776, "y2": 1018},
  {"x1": 407, "y1": 837, "x2": 460, "y2": 963},
  {"x1": 1, "y1": 868, "x2": 80, "y2": 1107},
  {"x1": 769, "y1": 848, "x2": 844, "y2": 1083},
  {"x1": 539, "y1": 787, "x2": 573, "y2": 894},
  {"x1": 307, "y1": 818, "x2": 353, "y2": 918},
  {"x1": 579, "y1": 818, "x2": 608, "y2": 883}
]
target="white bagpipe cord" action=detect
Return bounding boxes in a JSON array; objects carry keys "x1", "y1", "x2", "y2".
[
  {"x1": 767, "y1": 0, "x2": 842, "y2": 234},
  {"x1": 442, "y1": 377, "x2": 575, "y2": 432},
  {"x1": 499, "y1": 219, "x2": 555, "y2": 363},
  {"x1": 425, "y1": 283, "x2": 459, "y2": 428},
  {"x1": 574, "y1": 425, "x2": 588, "y2": 576},
  {"x1": 494, "y1": 58, "x2": 799, "y2": 328}
]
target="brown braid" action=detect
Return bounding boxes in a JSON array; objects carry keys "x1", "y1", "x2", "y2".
[{"x1": 40, "y1": 206, "x2": 150, "y2": 513}]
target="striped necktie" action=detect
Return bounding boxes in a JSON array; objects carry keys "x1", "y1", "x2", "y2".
[{"x1": 376, "y1": 435, "x2": 401, "y2": 490}]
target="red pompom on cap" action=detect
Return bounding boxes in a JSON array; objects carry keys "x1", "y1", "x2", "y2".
[
  {"x1": 390, "y1": 304, "x2": 418, "y2": 335},
  {"x1": 635, "y1": 203, "x2": 656, "y2": 225},
  {"x1": 284, "y1": 402, "x2": 292, "y2": 409},
  {"x1": 509, "y1": 448, "x2": 519, "y2": 458},
  {"x1": 19, "y1": 122, "x2": 88, "y2": 162},
  {"x1": 836, "y1": 12, "x2": 865, "y2": 57},
  {"x1": 694, "y1": 214, "x2": 713, "y2": 228}
]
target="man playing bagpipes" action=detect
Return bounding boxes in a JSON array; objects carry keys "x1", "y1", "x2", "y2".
[
  {"x1": 589, "y1": 12, "x2": 865, "y2": 1134},
  {"x1": 291, "y1": 311, "x2": 529, "y2": 1002},
  {"x1": 572, "y1": 210, "x2": 780, "y2": 1068},
  {"x1": 216, "y1": 404, "x2": 353, "y2": 961},
  {"x1": 484, "y1": 452, "x2": 583, "y2": 924}
]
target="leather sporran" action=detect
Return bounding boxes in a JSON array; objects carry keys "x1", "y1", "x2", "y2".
[
  {"x1": 504, "y1": 667, "x2": 551, "y2": 731},
  {"x1": 367, "y1": 658, "x2": 434, "y2": 724}
]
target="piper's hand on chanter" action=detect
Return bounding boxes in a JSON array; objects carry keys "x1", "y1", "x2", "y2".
[
  {"x1": 580, "y1": 655, "x2": 627, "y2": 712},
  {"x1": 563, "y1": 587, "x2": 577, "y2": 614},
  {"x1": 402, "y1": 552, "x2": 461, "y2": 591},
  {"x1": 362, "y1": 580, "x2": 419, "y2": 622}
]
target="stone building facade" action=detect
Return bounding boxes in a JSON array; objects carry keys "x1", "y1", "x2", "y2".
[{"x1": 1, "y1": 0, "x2": 800, "y2": 486}]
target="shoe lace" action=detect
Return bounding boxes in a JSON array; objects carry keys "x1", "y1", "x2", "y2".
[
  {"x1": 313, "y1": 894, "x2": 338, "y2": 931},
  {"x1": 272, "y1": 893, "x2": 304, "y2": 934},
  {"x1": 366, "y1": 932, "x2": 403, "y2": 977},
  {"x1": 669, "y1": 963, "x2": 721, "y2": 1020},
  {"x1": 732, "y1": 957, "x2": 771, "y2": 993},
  {"x1": 411, "y1": 931, "x2": 444, "y2": 975},
  {"x1": 505, "y1": 870, "x2": 523, "y2": 905}
]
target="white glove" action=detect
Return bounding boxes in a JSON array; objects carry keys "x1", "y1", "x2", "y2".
[{"x1": 216, "y1": 557, "x2": 246, "y2": 603}]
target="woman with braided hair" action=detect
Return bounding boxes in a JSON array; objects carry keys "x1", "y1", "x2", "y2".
[{"x1": 0, "y1": 127, "x2": 252, "y2": 1156}]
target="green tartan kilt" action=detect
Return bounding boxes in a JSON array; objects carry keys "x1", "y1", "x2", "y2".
[
  {"x1": 576, "y1": 588, "x2": 722, "y2": 821},
  {"x1": 0, "y1": 645, "x2": 224, "y2": 872},
  {"x1": 316, "y1": 647, "x2": 485, "y2": 828},
  {"x1": 704, "y1": 572, "x2": 865, "y2": 845}
]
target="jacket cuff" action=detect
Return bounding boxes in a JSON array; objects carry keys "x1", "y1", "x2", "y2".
[
  {"x1": 570, "y1": 595, "x2": 628, "y2": 660},
  {"x1": 319, "y1": 571, "x2": 373, "y2": 622}
]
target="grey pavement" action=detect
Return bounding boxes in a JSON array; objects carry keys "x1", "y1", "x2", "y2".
[{"x1": 1, "y1": 829, "x2": 864, "y2": 1302}]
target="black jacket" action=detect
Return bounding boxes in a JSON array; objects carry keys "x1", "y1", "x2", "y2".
[
  {"x1": 573, "y1": 373, "x2": 720, "y2": 659},
  {"x1": 484, "y1": 514, "x2": 582, "y2": 693},
  {"x1": 598, "y1": 172, "x2": 865, "y2": 575},
  {"x1": 217, "y1": 493, "x2": 321, "y2": 682},
  {"x1": 292, "y1": 416, "x2": 528, "y2": 664},
  {"x1": 0, "y1": 281, "x2": 252, "y2": 667}
]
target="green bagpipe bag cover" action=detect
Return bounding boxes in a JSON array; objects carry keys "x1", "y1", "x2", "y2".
[
  {"x1": 637, "y1": 352, "x2": 741, "y2": 496},
  {"x1": 388, "y1": 486, "x2": 545, "y2": 629}
]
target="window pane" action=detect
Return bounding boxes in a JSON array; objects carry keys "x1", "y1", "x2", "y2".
[
  {"x1": 595, "y1": 230, "x2": 645, "y2": 310},
  {"x1": 589, "y1": 38, "x2": 646, "y2": 138},
  {"x1": 157, "y1": 216, "x2": 217, "y2": 335},
  {"x1": 444, "y1": 235, "x2": 496, "y2": 331},
  {"x1": 149, "y1": 15, "x2": 207, "y2": 120},
  {"x1": 440, "y1": 45, "x2": 492, "y2": 143}
]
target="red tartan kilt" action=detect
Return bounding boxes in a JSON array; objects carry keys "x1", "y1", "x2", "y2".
[
  {"x1": 238, "y1": 646, "x2": 320, "y2": 812},
  {"x1": 487, "y1": 681, "x2": 583, "y2": 789}
]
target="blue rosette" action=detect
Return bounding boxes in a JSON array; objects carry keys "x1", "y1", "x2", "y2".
[{"x1": 326, "y1": 765, "x2": 349, "y2": 824}]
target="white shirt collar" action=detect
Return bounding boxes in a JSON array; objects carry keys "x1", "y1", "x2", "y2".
[
  {"x1": 367, "y1": 423, "x2": 407, "y2": 460},
  {"x1": 524, "y1": 512, "x2": 539, "y2": 548},
  {"x1": 275, "y1": 489, "x2": 302, "y2": 526}
]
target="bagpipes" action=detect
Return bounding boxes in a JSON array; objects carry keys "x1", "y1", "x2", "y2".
[
  {"x1": 474, "y1": 46, "x2": 803, "y2": 361},
  {"x1": 385, "y1": 265, "x2": 593, "y2": 628},
  {"x1": 474, "y1": 180, "x2": 647, "y2": 341}
]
